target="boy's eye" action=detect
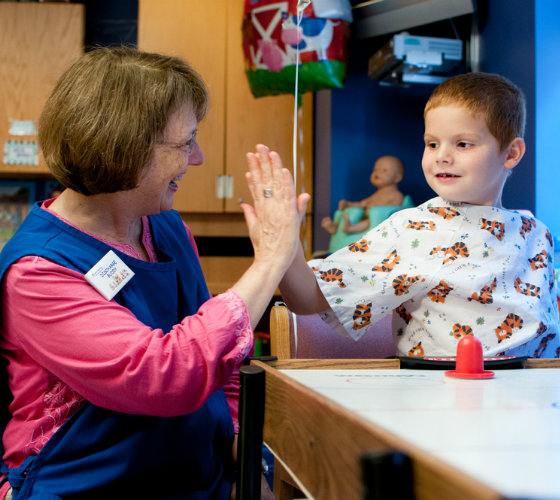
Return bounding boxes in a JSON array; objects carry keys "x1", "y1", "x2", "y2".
[
  {"x1": 458, "y1": 141, "x2": 473, "y2": 148},
  {"x1": 425, "y1": 141, "x2": 438, "y2": 149}
]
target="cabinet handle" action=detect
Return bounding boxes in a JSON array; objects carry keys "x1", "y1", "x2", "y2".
[{"x1": 216, "y1": 175, "x2": 233, "y2": 199}]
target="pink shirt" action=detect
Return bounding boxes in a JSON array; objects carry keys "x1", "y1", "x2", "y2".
[{"x1": 0, "y1": 202, "x2": 252, "y2": 473}]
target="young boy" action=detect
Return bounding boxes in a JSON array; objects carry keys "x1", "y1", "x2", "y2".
[{"x1": 278, "y1": 72, "x2": 559, "y2": 358}]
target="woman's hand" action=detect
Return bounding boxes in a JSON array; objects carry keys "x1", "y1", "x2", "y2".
[
  {"x1": 241, "y1": 144, "x2": 309, "y2": 272},
  {"x1": 232, "y1": 145, "x2": 309, "y2": 329}
]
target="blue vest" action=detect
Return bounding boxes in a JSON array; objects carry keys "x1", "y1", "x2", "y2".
[{"x1": 0, "y1": 204, "x2": 235, "y2": 499}]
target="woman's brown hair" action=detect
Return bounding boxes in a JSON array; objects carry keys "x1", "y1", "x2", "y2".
[{"x1": 38, "y1": 46, "x2": 208, "y2": 195}]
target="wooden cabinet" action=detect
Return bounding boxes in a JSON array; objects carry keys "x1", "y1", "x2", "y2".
[
  {"x1": 138, "y1": 0, "x2": 314, "y2": 293},
  {"x1": 138, "y1": 0, "x2": 313, "y2": 214},
  {"x1": 0, "y1": 2, "x2": 84, "y2": 176}
]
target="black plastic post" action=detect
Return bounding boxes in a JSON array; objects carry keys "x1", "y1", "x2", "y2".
[
  {"x1": 361, "y1": 450, "x2": 415, "y2": 500},
  {"x1": 236, "y1": 364, "x2": 265, "y2": 500}
]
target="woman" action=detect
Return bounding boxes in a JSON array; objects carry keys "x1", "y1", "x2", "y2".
[{"x1": 0, "y1": 47, "x2": 308, "y2": 499}]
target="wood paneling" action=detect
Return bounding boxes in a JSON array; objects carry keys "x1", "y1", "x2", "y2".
[{"x1": 0, "y1": 2, "x2": 84, "y2": 174}]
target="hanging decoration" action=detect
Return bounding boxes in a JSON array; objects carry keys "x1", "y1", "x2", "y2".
[{"x1": 242, "y1": 0, "x2": 353, "y2": 99}]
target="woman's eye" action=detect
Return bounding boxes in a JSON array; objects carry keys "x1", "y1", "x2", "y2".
[{"x1": 175, "y1": 139, "x2": 195, "y2": 154}]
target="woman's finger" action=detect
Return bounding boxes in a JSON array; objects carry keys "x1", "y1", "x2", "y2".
[
  {"x1": 268, "y1": 151, "x2": 288, "y2": 198},
  {"x1": 255, "y1": 144, "x2": 273, "y2": 194}
]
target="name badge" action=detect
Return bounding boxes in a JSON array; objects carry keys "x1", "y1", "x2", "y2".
[{"x1": 85, "y1": 250, "x2": 135, "y2": 300}]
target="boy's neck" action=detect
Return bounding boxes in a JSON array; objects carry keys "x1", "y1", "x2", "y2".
[{"x1": 440, "y1": 196, "x2": 504, "y2": 209}]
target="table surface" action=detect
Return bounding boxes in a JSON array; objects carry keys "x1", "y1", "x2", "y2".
[{"x1": 279, "y1": 367, "x2": 560, "y2": 500}]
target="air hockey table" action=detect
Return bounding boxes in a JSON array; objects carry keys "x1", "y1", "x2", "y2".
[{"x1": 251, "y1": 358, "x2": 560, "y2": 500}]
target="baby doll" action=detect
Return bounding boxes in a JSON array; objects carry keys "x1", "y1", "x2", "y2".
[{"x1": 322, "y1": 155, "x2": 404, "y2": 234}]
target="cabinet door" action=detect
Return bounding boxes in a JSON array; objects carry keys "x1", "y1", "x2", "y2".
[
  {"x1": 0, "y1": 3, "x2": 84, "y2": 175},
  {"x1": 224, "y1": 0, "x2": 314, "y2": 213},
  {"x1": 138, "y1": 0, "x2": 227, "y2": 213}
]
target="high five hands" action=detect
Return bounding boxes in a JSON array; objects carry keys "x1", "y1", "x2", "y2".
[{"x1": 241, "y1": 144, "x2": 310, "y2": 271}]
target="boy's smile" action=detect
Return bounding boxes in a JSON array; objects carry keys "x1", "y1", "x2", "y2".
[{"x1": 422, "y1": 105, "x2": 521, "y2": 207}]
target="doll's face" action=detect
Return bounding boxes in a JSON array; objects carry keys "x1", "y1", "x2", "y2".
[{"x1": 370, "y1": 157, "x2": 402, "y2": 188}]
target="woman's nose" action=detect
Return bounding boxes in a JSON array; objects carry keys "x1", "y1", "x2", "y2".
[{"x1": 188, "y1": 141, "x2": 204, "y2": 166}]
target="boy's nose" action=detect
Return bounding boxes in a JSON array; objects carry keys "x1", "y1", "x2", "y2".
[{"x1": 436, "y1": 145, "x2": 452, "y2": 164}]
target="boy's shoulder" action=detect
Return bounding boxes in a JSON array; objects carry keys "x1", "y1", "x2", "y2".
[
  {"x1": 401, "y1": 198, "x2": 552, "y2": 241},
  {"x1": 413, "y1": 198, "x2": 547, "y2": 225}
]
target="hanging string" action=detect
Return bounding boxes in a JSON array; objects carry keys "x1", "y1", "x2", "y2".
[
  {"x1": 292, "y1": 0, "x2": 310, "y2": 192},
  {"x1": 292, "y1": 0, "x2": 310, "y2": 257},
  {"x1": 288, "y1": 1, "x2": 311, "y2": 348}
]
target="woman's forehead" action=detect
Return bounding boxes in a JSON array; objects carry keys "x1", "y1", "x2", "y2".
[{"x1": 163, "y1": 103, "x2": 197, "y2": 138}]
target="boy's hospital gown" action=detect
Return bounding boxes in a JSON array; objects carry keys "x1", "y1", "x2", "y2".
[{"x1": 310, "y1": 197, "x2": 559, "y2": 358}]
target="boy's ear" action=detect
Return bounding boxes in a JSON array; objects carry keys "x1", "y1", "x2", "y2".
[{"x1": 503, "y1": 137, "x2": 525, "y2": 169}]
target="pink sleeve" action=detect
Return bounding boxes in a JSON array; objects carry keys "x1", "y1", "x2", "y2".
[
  {"x1": 224, "y1": 368, "x2": 241, "y2": 433},
  {"x1": 2, "y1": 256, "x2": 254, "y2": 418},
  {"x1": 182, "y1": 220, "x2": 245, "y2": 430}
]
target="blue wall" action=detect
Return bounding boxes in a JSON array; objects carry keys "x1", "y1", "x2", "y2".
[
  {"x1": 535, "y1": 0, "x2": 560, "y2": 237},
  {"x1": 329, "y1": 42, "x2": 433, "y2": 216},
  {"x1": 477, "y1": 0, "x2": 535, "y2": 213},
  {"x1": 328, "y1": 0, "x2": 537, "y2": 218}
]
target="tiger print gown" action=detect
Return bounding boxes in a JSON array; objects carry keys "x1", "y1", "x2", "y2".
[{"x1": 310, "y1": 197, "x2": 559, "y2": 358}]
